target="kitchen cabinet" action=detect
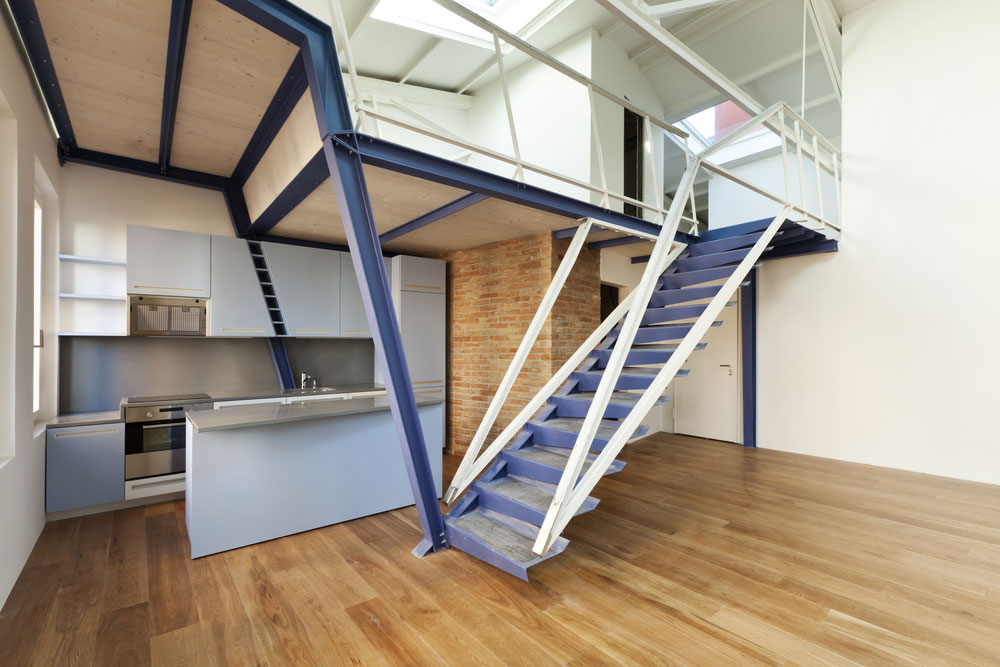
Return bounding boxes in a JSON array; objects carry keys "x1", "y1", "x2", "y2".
[
  {"x1": 262, "y1": 242, "x2": 340, "y2": 337},
  {"x1": 210, "y1": 237, "x2": 274, "y2": 337},
  {"x1": 399, "y1": 290, "x2": 446, "y2": 387},
  {"x1": 46, "y1": 423, "x2": 125, "y2": 512},
  {"x1": 340, "y1": 255, "x2": 392, "y2": 338},
  {"x1": 126, "y1": 225, "x2": 211, "y2": 297},
  {"x1": 391, "y1": 254, "x2": 445, "y2": 294}
]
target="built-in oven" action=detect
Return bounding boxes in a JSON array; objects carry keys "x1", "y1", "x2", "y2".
[{"x1": 123, "y1": 394, "x2": 211, "y2": 480}]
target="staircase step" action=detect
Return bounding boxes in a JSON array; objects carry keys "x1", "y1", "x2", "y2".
[
  {"x1": 550, "y1": 390, "x2": 669, "y2": 419},
  {"x1": 674, "y1": 247, "x2": 752, "y2": 273},
  {"x1": 642, "y1": 302, "x2": 734, "y2": 326},
  {"x1": 612, "y1": 321, "x2": 721, "y2": 345},
  {"x1": 591, "y1": 342, "x2": 707, "y2": 368},
  {"x1": 695, "y1": 216, "x2": 776, "y2": 241},
  {"x1": 648, "y1": 284, "x2": 724, "y2": 307},
  {"x1": 500, "y1": 445, "x2": 626, "y2": 484},
  {"x1": 685, "y1": 231, "x2": 765, "y2": 256},
  {"x1": 445, "y1": 508, "x2": 568, "y2": 581},
  {"x1": 473, "y1": 475, "x2": 600, "y2": 526},
  {"x1": 527, "y1": 416, "x2": 650, "y2": 450},
  {"x1": 660, "y1": 265, "x2": 738, "y2": 289},
  {"x1": 572, "y1": 366, "x2": 690, "y2": 391}
]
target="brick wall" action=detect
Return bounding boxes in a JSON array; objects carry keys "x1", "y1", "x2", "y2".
[{"x1": 442, "y1": 232, "x2": 601, "y2": 454}]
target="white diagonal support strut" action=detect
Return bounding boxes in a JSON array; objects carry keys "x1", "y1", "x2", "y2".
[
  {"x1": 444, "y1": 219, "x2": 594, "y2": 504},
  {"x1": 534, "y1": 206, "x2": 793, "y2": 555},
  {"x1": 531, "y1": 160, "x2": 701, "y2": 556}
]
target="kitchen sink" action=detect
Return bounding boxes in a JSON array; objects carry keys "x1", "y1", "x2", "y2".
[{"x1": 285, "y1": 387, "x2": 338, "y2": 395}]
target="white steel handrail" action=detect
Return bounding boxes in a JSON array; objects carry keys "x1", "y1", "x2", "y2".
[
  {"x1": 444, "y1": 238, "x2": 687, "y2": 503},
  {"x1": 534, "y1": 206, "x2": 793, "y2": 554},
  {"x1": 531, "y1": 159, "x2": 701, "y2": 555},
  {"x1": 443, "y1": 219, "x2": 594, "y2": 504}
]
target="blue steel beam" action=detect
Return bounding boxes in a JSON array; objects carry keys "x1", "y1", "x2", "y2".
[
  {"x1": 323, "y1": 133, "x2": 448, "y2": 555},
  {"x1": 379, "y1": 193, "x2": 488, "y2": 244},
  {"x1": 59, "y1": 147, "x2": 229, "y2": 190},
  {"x1": 232, "y1": 53, "x2": 309, "y2": 185},
  {"x1": 631, "y1": 254, "x2": 651, "y2": 264},
  {"x1": 159, "y1": 0, "x2": 193, "y2": 172},
  {"x1": 740, "y1": 268, "x2": 757, "y2": 447},
  {"x1": 243, "y1": 149, "x2": 327, "y2": 236},
  {"x1": 6, "y1": 0, "x2": 76, "y2": 149},
  {"x1": 348, "y1": 133, "x2": 668, "y2": 239},
  {"x1": 245, "y1": 234, "x2": 350, "y2": 253},
  {"x1": 267, "y1": 338, "x2": 295, "y2": 391}
]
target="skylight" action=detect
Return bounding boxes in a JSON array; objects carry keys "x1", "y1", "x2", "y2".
[
  {"x1": 371, "y1": 0, "x2": 540, "y2": 50},
  {"x1": 679, "y1": 101, "x2": 780, "y2": 164}
]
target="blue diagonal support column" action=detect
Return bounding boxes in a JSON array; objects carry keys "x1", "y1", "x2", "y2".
[{"x1": 322, "y1": 133, "x2": 447, "y2": 556}]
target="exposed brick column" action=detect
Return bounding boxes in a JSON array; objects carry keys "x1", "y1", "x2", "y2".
[{"x1": 441, "y1": 232, "x2": 600, "y2": 454}]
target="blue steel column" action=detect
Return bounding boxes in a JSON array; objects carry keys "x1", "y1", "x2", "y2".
[
  {"x1": 740, "y1": 267, "x2": 757, "y2": 447},
  {"x1": 323, "y1": 133, "x2": 447, "y2": 556}
]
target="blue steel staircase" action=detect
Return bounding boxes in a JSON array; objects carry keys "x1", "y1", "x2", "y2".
[{"x1": 445, "y1": 216, "x2": 800, "y2": 580}]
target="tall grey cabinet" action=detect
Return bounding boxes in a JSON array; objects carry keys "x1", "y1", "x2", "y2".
[
  {"x1": 209, "y1": 236, "x2": 274, "y2": 336},
  {"x1": 261, "y1": 241, "x2": 340, "y2": 337}
]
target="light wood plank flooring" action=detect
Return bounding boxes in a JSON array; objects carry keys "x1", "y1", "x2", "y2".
[{"x1": 3, "y1": 432, "x2": 1000, "y2": 665}]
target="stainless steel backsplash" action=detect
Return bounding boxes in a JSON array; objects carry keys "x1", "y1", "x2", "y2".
[{"x1": 59, "y1": 337, "x2": 376, "y2": 413}]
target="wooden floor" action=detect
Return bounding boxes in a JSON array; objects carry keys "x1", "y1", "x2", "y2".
[{"x1": 3, "y1": 433, "x2": 1000, "y2": 665}]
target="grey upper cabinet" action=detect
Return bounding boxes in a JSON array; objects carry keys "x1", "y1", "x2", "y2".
[
  {"x1": 46, "y1": 423, "x2": 125, "y2": 513},
  {"x1": 262, "y1": 241, "x2": 340, "y2": 337},
  {"x1": 127, "y1": 225, "x2": 211, "y2": 297},
  {"x1": 392, "y1": 255, "x2": 446, "y2": 294},
  {"x1": 340, "y1": 255, "x2": 393, "y2": 338},
  {"x1": 209, "y1": 237, "x2": 274, "y2": 337}
]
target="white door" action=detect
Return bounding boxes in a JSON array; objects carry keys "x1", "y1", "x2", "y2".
[{"x1": 673, "y1": 285, "x2": 741, "y2": 443}]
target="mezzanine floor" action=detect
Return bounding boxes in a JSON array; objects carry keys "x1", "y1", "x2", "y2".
[{"x1": 2, "y1": 432, "x2": 999, "y2": 665}]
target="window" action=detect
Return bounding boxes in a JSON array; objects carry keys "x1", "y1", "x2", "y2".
[
  {"x1": 679, "y1": 100, "x2": 780, "y2": 164},
  {"x1": 32, "y1": 199, "x2": 42, "y2": 414},
  {"x1": 371, "y1": 0, "x2": 543, "y2": 50}
]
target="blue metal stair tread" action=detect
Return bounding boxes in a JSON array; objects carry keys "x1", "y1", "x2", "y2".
[
  {"x1": 447, "y1": 508, "x2": 568, "y2": 565},
  {"x1": 660, "y1": 265, "x2": 739, "y2": 289},
  {"x1": 673, "y1": 247, "x2": 753, "y2": 273},
  {"x1": 648, "y1": 285, "x2": 724, "y2": 307},
  {"x1": 642, "y1": 302, "x2": 732, "y2": 326},
  {"x1": 695, "y1": 217, "x2": 779, "y2": 242},
  {"x1": 476, "y1": 476, "x2": 599, "y2": 515},
  {"x1": 577, "y1": 367, "x2": 691, "y2": 378},
  {"x1": 558, "y1": 391, "x2": 669, "y2": 407},
  {"x1": 685, "y1": 231, "x2": 765, "y2": 256},
  {"x1": 530, "y1": 416, "x2": 650, "y2": 440},
  {"x1": 504, "y1": 445, "x2": 620, "y2": 474}
]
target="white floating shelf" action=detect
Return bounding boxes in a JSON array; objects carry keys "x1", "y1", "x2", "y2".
[
  {"x1": 58, "y1": 254, "x2": 126, "y2": 266},
  {"x1": 58, "y1": 293, "x2": 127, "y2": 301}
]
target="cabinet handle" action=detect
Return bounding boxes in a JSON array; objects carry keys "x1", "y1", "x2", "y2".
[
  {"x1": 413, "y1": 380, "x2": 444, "y2": 385},
  {"x1": 130, "y1": 477, "x2": 183, "y2": 490},
  {"x1": 415, "y1": 390, "x2": 444, "y2": 395},
  {"x1": 53, "y1": 427, "x2": 120, "y2": 438},
  {"x1": 402, "y1": 284, "x2": 443, "y2": 291},
  {"x1": 342, "y1": 330, "x2": 371, "y2": 335},
  {"x1": 296, "y1": 329, "x2": 333, "y2": 334},
  {"x1": 132, "y1": 285, "x2": 205, "y2": 292}
]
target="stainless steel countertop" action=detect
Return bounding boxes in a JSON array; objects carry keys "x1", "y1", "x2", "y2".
[
  {"x1": 187, "y1": 394, "x2": 441, "y2": 433},
  {"x1": 119, "y1": 383, "x2": 386, "y2": 408},
  {"x1": 46, "y1": 410, "x2": 124, "y2": 429}
]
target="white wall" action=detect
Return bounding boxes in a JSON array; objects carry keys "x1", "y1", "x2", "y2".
[
  {"x1": 0, "y1": 22, "x2": 64, "y2": 608},
  {"x1": 755, "y1": 0, "x2": 1000, "y2": 484},
  {"x1": 465, "y1": 30, "x2": 593, "y2": 200}
]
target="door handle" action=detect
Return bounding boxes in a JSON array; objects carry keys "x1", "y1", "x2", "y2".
[{"x1": 720, "y1": 364, "x2": 733, "y2": 376}]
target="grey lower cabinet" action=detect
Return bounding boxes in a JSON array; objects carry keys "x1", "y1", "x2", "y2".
[
  {"x1": 262, "y1": 241, "x2": 340, "y2": 337},
  {"x1": 46, "y1": 423, "x2": 125, "y2": 512},
  {"x1": 209, "y1": 236, "x2": 274, "y2": 336}
]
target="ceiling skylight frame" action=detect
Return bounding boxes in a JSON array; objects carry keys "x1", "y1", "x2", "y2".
[{"x1": 371, "y1": 0, "x2": 543, "y2": 51}]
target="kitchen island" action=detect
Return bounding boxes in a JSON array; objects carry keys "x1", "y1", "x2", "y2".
[{"x1": 184, "y1": 394, "x2": 443, "y2": 558}]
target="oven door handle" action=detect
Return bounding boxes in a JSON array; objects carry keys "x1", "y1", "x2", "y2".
[{"x1": 141, "y1": 423, "x2": 181, "y2": 430}]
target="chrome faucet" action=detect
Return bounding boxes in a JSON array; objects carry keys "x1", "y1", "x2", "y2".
[{"x1": 300, "y1": 371, "x2": 314, "y2": 389}]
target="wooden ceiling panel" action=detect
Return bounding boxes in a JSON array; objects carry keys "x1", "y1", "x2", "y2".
[
  {"x1": 269, "y1": 166, "x2": 469, "y2": 244},
  {"x1": 35, "y1": 0, "x2": 171, "y2": 161},
  {"x1": 379, "y1": 197, "x2": 576, "y2": 257},
  {"x1": 169, "y1": 0, "x2": 299, "y2": 176}
]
